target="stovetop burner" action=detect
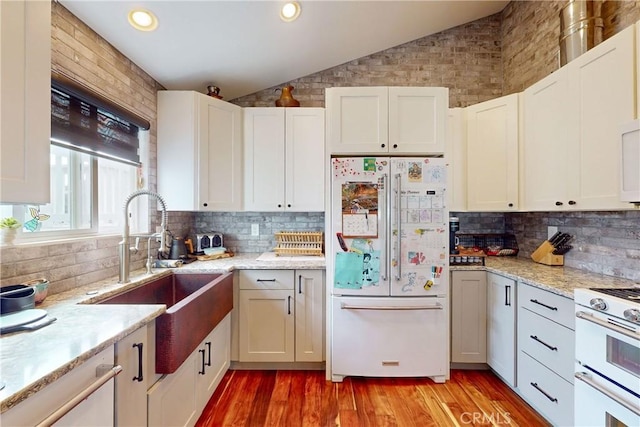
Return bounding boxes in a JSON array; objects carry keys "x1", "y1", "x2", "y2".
[{"x1": 590, "y1": 287, "x2": 640, "y2": 301}]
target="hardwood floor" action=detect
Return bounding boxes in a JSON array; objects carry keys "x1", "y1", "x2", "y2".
[{"x1": 196, "y1": 369, "x2": 551, "y2": 426}]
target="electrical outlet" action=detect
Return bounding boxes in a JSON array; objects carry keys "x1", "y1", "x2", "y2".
[
  {"x1": 547, "y1": 226, "x2": 558, "y2": 239},
  {"x1": 251, "y1": 224, "x2": 259, "y2": 236}
]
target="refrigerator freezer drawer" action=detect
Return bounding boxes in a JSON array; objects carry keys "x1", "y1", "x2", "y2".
[{"x1": 331, "y1": 296, "x2": 448, "y2": 382}]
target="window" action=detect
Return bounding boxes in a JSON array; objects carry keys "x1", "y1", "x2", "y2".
[{"x1": 0, "y1": 74, "x2": 151, "y2": 242}]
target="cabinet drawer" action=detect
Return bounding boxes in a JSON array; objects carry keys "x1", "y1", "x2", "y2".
[
  {"x1": 518, "y1": 352, "x2": 574, "y2": 427},
  {"x1": 239, "y1": 270, "x2": 294, "y2": 290},
  {"x1": 519, "y1": 283, "x2": 574, "y2": 329},
  {"x1": 518, "y1": 306, "x2": 575, "y2": 384}
]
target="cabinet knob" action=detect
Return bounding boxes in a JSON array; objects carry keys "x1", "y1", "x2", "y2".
[
  {"x1": 508, "y1": 203, "x2": 513, "y2": 208},
  {"x1": 555, "y1": 201, "x2": 563, "y2": 206},
  {"x1": 278, "y1": 204, "x2": 282, "y2": 208},
  {"x1": 287, "y1": 204, "x2": 291, "y2": 208},
  {"x1": 381, "y1": 144, "x2": 386, "y2": 148},
  {"x1": 203, "y1": 203, "x2": 208, "y2": 207},
  {"x1": 568, "y1": 200, "x2": 576, "y2": 205},
  {"x1": 392, "y1": 144, "x2": 398, "y2": 149}
]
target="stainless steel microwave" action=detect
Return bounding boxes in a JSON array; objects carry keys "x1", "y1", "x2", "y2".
[{"x1": 620, "y1": 120, "x2": 640, "y2": 203}]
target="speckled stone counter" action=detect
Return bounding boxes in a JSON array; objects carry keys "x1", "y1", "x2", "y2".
[
  {"x1": 0, "y1": 252, "x2": 325, "y2": 413},
  {"x1": 452, "y1": 256, "x2": 638, "y2": 298}
]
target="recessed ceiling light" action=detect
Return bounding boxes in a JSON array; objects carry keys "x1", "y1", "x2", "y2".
[
  {"x1": 128, "y1": 9, "x2": 158, "y2": 31},
  {"x1": 280, "y1": 1, "x2": 301, "y2": 22}
]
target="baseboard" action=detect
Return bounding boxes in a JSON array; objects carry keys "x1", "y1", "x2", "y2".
[
  {"x1": 230, "y1": 361, "x2": 326, "y2": 371},
  {"x1": 450, "y1": 362, "x2": 490, "y2": 370}
]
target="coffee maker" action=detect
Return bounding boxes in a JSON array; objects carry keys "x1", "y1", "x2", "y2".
[{"x1": 449, "y1": 216, "x2": 459, "y2": 254}]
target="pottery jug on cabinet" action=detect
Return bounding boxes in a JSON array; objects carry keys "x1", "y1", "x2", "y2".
[{"x1": 275, "y1": 85, "x2": 300, "y2": 107}]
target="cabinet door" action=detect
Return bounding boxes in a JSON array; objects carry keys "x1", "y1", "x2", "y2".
[
  {"x1": 567, "y1": 25, "x2": 635, "y2": 210},
  {"x1": 147, "y1": 351, "x2": 199, "y2": 427},
  {"x1": 243, "y1": 108, "x2": 285, "y2": 211},
  {"x1": 199, "y1": 96, "x2": 243, "y2": 211},
  {"x1": 239, "y1": 289, "x2": 295, "y2": 362},
  {"x1": 326, "y1": 87, "x2": 389, "y2": 154},
  {"x1": 196, "y1": 314, "x2": 230, "y2": 410},
  {"x1": 447, "y1": 108, "x2": 466, "y2": 211},
  {"x1": 450, "y1": 271, "x2": 487, "y2": 364},
  {"x1": 522, "y1": 68, "x2": 572, "y2": 211},
  {"x1": 466, "y1": 93, "x2": 519, "y2": 211},
  {"x1": 294, "y1": 270, "x2": 325, "y2": 362},
  {"x1": 486, "y1": 273, "x2": 516, "y2": 387},
  {"x1": 0, "y1": 0, "x2": 50, "y2": 204},
  {"x1": 115, "y1": 325, "x2": 148, "y2": 427},
  {"x1": 285, "y1": 108, "x2": 325, "y2": 211},
  {"x1": 388, "y1": 86, "x2": 447, "y2": 154}
]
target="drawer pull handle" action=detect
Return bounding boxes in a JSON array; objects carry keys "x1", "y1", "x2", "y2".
[
  {"x1": 530, "y1": 299, "x2": 558, "y2": 311},
  {"x1": 132, "y1": 342, "x2": 144, "y2": 382},
  {"x1": 205, "y1": 342, "x2": 212, "y2": 367},
  {"x1": 298, "y1": 275, "x2": 302, "y2": 294},
  {"x1": 530, "y1": 382, "x2": 558, "y2": 403},
  {"x1": 530, "y1": 335, "x2": 558, "y2": 351},
  {"x1": 382, "y1": 361, "x2": 399, "y2": 366},
  {"x1": 256, "y1": 279, "x2": 276, "y2": 282},
  {"x1": 288, "y1": 296, "x2": 292, "y2": 315},
  {"x1": 340, "y1": 303, "x2": 443, "y2": 310},
  {"x1": 505, "y1": 285, "x2": 511, "y2": 306}
]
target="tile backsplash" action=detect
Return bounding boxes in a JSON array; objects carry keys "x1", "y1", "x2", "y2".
[{"x1": 194, "y1": 212, "x2": 325, "y2": 254}]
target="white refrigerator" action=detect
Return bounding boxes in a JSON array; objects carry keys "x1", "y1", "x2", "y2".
[{"x1": 328, "y1": 157, "x2": 449, "y2": 383}]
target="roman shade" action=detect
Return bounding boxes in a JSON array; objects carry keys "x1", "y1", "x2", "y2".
[{"x1": 50, "y1": 72, "x2": 150, "y2": 166}]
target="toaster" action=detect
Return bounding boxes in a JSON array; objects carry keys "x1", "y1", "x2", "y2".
[{"x1": 195, "y1": 232, "x2": 224, "y2": 252}]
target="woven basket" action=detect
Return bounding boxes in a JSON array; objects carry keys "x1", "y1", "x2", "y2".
[{"x1": 274, "y1": 231, "x2": 324, "y2": 256}]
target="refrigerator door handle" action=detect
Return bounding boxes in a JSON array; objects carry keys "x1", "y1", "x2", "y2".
[
  {"x1": 380, "y1": 173, "x2": 388, "y2": 282},
  {"x1": 340, "y1": 302, "x2": 443, "y2": 310},
  {"x1": 394, "y1": 173, "x2": 402, "y2": 281}
]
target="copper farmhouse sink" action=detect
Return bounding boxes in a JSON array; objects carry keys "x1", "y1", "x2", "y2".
[{"x1": 98, "y1": 272, "x2": 233, "y2": 373}]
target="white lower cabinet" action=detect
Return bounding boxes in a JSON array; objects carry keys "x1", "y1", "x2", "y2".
[
  {"x1": 238, "y1": 269, "x2": 325, "y2": 363},
  {"x1": 147, "y1": 314, "x2": 231, "y2": 427},
  {"x1": 2, "y1": 346, "x2": 115, "y2": 426},
  {"x1": 486, "y1": 272, "x2": 516, "y2": 387},
  {"x1": 450, "y1": 271, "x2": 487, "y2": 364},
  {"x1": 114, "y1": 324, "x2": 149, "y2": 426},
  {"x1": 517, "y1": 283, "x2": 575, "y2": 427}
]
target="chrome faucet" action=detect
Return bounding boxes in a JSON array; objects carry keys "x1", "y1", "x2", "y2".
[{"x1": 119, "y1": 190, "x2": 169, "y2": 283}]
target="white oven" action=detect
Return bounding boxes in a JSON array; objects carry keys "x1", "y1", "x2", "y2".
[{"x1": 574, "y1": 288, "x2": 640, "y2": 427}]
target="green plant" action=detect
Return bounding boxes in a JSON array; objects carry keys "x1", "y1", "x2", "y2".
[{"x1": 0, "y1": 217, "x2": 21, "y2": 229}]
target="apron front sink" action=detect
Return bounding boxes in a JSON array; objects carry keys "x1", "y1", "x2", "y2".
[{"x1": 98, "y1": 272, "x2": 233, "y2": 373}]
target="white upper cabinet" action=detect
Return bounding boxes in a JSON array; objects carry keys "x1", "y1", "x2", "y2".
[
  {"x1": 244, "y1": 107, "x2": 325, "y2": 211},
  {"x1": 522, "y1": 67, "x2": 572, "y2": 211},
  {"x1": 0, "y1": 0, "x2": 51, "y2": 204},
  {"x1": 326, "y1": 86, "x2": 447, "y2": 155},
  {"x1": 523, "y1": 25, "x2": 635, "y2": 211},
  {"x1": 158, "y1": 91, "x2": 243, "y2": 211},
  {"x1": 466, "y1": 93, "x2": 520, "y2": 211},
  {"x1": 446, "y1": 108, "x2": 466, "y2": 212}
]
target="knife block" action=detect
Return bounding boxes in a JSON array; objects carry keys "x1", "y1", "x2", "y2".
[{"x1": 531, "y1": 241, "x2": 564, "y2": 266}]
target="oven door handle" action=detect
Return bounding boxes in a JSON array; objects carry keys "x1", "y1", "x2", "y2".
[
  {"x1": 575, "y1": 372, "x2": 640, "y2": 417},
  {"x1": 576, "y1": 311, "x2": 640, "y2": 341}
]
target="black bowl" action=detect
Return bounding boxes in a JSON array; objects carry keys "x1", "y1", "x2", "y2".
[{"x1": 0, "y1": 285, "x2": 35, "y2": 314}]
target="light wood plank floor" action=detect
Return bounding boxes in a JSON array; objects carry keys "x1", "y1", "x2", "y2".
[{"x1": 196, "y1": 369, "x2": 551, "y2": 426}]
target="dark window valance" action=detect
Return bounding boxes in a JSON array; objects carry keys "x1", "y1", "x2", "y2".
[{"x1": 50, "y1": 72, "x2": 150, "y2": 166}]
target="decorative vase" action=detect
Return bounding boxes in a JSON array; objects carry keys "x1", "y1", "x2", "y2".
[
  {"x1": 275, "y1": 85, "x2": 300, "y2": 107},
  {"x1": 0, "y1": 228, "x2": 17, "y2": 245}
]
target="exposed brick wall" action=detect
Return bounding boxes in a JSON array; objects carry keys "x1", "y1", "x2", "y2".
[
  {"x1": 231, "y1": 14, "x2": 503, "y2": 109},
  {"x1": 0, "y1": 3, "x2": 195, "y2": 293},
  {"x1": 502, "y1": 0, "x2": 640, "y2": 94}
]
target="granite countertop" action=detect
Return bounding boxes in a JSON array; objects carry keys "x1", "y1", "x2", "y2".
[
  {"x1": 3, "y1": 251, "x2": 636, "y2": 414},
  {"x1": 452, "y1": 256, "x2": 638, "y2": 298},
  {"x1": 0, "y1": 252, "x2": 325, "y2": 413}
]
